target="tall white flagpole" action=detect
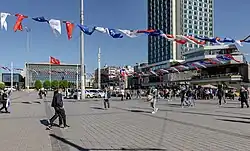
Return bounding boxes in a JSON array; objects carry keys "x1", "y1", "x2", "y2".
[
  {"x1": 98, "y1": 47, "x2": 101, "y2": 89},
  {"x1": 11, "y1": 62, "x2": 13, "y2": 93},
  {"x1": 76, "y1": 64, "x2": 80, "y2": 100},
  {"x1": 80, "y1": 0, "x2": 85, "y2": 99},
  {"x1": 49, "y1": 57, "x2": 51, "y2": 89}
]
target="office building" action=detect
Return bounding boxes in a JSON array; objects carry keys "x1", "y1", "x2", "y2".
[
  {"x1": 148, "y1": 0, "x2": 214, "y2": 65},
  {"x1": 2, "y1": 73, "x2": 24, "y2": 89},
  {"x1": 25, "y1": 63, "x2": 83, "y2": 88}
]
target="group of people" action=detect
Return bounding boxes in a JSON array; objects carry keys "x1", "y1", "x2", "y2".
[{"x1": 45, "y1": 84, "x2": 250, "y2": 129}]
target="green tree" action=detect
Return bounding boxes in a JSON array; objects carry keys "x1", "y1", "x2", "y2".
[
  {"x1": 51, "y1": 80, "x2": 59, "y2": 89},
  {"x1": 43, "y1": 80, "x2": 51, "y2": 89},
  {"x1": 34, "y1": 80, "x2": 42, "y2": 90},
  {"x1": 59, "y1": 80, "x2": 68, "y2": 89},
  {"x1": 68, "y1": 82, "x2": 75, "y2": 88},
  {"x1": 0, "y1": 82, "x2": 5, "y2": 90}
]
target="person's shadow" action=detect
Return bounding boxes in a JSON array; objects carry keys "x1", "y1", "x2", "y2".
[
  {"x1": 40, "y1": 119, "x2": 60, "y2": 128},
  {"x1": 40, "y1": 119, "x2": 49, "y2": 126}
]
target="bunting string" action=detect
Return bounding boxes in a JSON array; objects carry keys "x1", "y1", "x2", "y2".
[{"x1": 0, "y1": 12, "x2": 249, "y2": 47}]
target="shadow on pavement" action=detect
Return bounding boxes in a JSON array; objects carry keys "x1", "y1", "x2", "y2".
[
  {"x1": 91, "y1": 107, "x2": 105, "y2": 110},
  {"x1": 129, "y1": 109, "x2": 152, "y2": 113},
  {"x1": 33, "y1": 101, "x2": 41, "y2": 104},
  {"x1": 40, "y1": 119, "x2": 49, "y2": 126},
  {"x1": 40, "y1": 119, "x2": 61, "y2": 127},
  {"x1": 21, "y1": 101, "x2": 32, "y2": 104},
  {"x1": 50, "y1": 134, "x2": 166, "y2": 151},
  {"x1": 221, "y1": 106, "x2": 239, "y2": 109},
  {"x1": 217, "y1": 119, "x2": 250, "y2": 124}
]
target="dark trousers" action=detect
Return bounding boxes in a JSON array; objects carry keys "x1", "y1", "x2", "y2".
[
  {"x1": 218, "y1": 96, "x2": 226, "y2": 105},
  {"x1": 50, "y1": 107, "x2": 66, "y2": 126},
  {"x1": 104, "y1": 99, "x2": 110, "y2": 109},
  {"x1": 241, "y1": 100, "x2": 249, "y2": 108},
  {"x1": 0, "y1": 101, "x2": 8, "y2": 112},
  {"x1": 126, "y1": 94, "x2": 131, "y2": 100},
  {"x1": 121, "y1": 95, "x2": 124, "y2": 101}
]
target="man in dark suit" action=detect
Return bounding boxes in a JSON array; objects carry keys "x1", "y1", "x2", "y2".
[{"x1": 47, "y1": 88, "x2": 69, "y2": 129}]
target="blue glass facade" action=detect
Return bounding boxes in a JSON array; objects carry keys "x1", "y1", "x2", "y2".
[
  {"x1": 148, "y1": 0, "x2": 214, "y2": 64},
  {"x1": 148, "y1": 0, "x2": 172, "y2": 64}
]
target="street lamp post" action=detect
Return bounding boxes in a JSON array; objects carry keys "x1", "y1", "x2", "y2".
[
  {"x1": 25, "y1": 27, "x2": 31, "y2": 90},
  {"x1": 98, "y1": 48, "x2": 101, "y2": 89},
  {"x1": 80, "y1": 0, "x2": 85, "y2": 99}
]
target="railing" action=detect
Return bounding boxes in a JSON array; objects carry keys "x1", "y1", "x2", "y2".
[{"x1": 192, "y1": 73, "x2": 241, "y2": 80}]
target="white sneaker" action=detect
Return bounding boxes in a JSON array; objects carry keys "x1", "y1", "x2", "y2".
[
  {"x1": 152, "y1": 111, "x2": 156, "y2": 114},
  {"x1": 155, "y1": 108, "x2": 159, "y2": 112}
]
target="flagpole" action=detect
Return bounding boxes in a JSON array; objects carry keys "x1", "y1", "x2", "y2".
[
  {"x1": 76, "y1": 64, "x2": 80, "y2": 100},
  {"x1": 26, "y1": 63, "x2": 29, "y2": 90},
  {"x1": 11, "y1": 62, "x2": 13, "y2": 93},
  {"x1": 49, "y1": 57, "x2": 51, "y2": 89},
  {"x1": 98, "y1": 47, "x2": 101, "y2": 89},
  {"x1": 80, "y1": 0, "x2": 85, "y2": 99}
]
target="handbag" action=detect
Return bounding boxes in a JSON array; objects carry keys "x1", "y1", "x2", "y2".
[{"x1": 147, "y1": 94, "x2": 153, "y2": 102}]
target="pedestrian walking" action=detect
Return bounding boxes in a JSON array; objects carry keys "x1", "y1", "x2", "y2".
[
  {"x1": 0, "y1": 90, "x2": 10, "y2": 113},
  {"x1": 47, "y1": 88, "x2": 69, "y2": 130},
  {"x1": 121, "y1": 89, "x2": 125, "y2": 101},
  {"x1": 104, "y1": 88, "x2": 111, "y2": 109},
  {"x1": 136, "y1": 89, "x2": 141, "y2": 99},
  {"x1": 217, "y1": 88, "x2": 225, "y2": 106},
  {"x1": 150, "y1": 87, "x2": 158, "y2": 114},
  {"x1": 239, "y1": 87, "x2": 249, "y2": 108}
]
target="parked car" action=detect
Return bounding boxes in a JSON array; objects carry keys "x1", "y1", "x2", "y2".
[
  {"x1": 88, "y1": 89, "x2": 100, "y2": 98},
  {"x1": 73, "y1": 89, "x2": 94, "y2": 99},
  {"x1": 97, "y1": 90, "x2": 105, "y2": 98}
]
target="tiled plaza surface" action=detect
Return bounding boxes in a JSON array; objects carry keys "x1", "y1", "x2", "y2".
[{"x1": 1, "y1": 91, "x2": 250, "y2": 151}]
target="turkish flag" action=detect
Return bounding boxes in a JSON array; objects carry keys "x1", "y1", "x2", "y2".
[{"x1": 50, "y1": 56, "x2": 60, "y2": 65}]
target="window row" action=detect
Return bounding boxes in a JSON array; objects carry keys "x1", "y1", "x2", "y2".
[
  {"x1": 184, "y1": 15, "x2": 213, "y2": 22},
  {"x1": 183, "y1": 29, "x2": 213, "y2": 36},
  {"x1": 183, "y1": 20, "x2": 213, "y2": 27},
  {"x1": 183, "y1": 10, "x2": 213, "y2": 18}
]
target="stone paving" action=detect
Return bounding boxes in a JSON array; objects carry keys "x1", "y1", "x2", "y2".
[{"x1": 1, "y1": 91, "x2": 250, "y2": 150}]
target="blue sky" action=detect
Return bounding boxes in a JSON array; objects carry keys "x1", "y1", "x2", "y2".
[{"x1": 0, "y1": 0, "x2": 249, "y2": 73}]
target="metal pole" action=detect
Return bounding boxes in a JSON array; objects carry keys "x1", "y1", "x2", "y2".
[
  {"x1": 49, "y1": 60, "x2": 51, "y2": 89},
  {"x1": 98, "y1": 47, "x2": 101, "y2": 89},
  {"x1": 11, "y1": 62, "x2": 13, "y2": 93},
  {"x1": 76, "y1": 64, "x2": 80, "y2": 100},
  {"x1": 26, "y1": 29, "x2": 30, "y2": 90},
  {"x1": 26, "y1": 63, "x2": 29, "y2": 90},
  {"x1": 80, "y1": 0, "x2": 85, "y2": 99}
]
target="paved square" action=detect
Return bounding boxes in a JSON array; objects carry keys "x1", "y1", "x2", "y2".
[{"x1": 0, "y1": 91, "x2": 250, "y2": 151}]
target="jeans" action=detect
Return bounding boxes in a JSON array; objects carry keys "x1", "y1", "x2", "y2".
[
  {"x1": 150, "y1": 99, "x2": 157, "y2": 111},
  {"x1": 104, "y1": 99, "x2": 110, "y2": 109}
]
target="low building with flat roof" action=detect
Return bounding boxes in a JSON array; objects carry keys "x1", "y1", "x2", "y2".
[{"x1": 25, "y1": 63, "x2": 85, "y2": 88}]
